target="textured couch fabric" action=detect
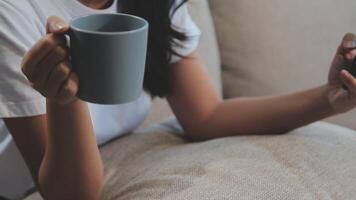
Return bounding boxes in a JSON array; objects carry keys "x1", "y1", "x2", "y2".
[
  {"x1": 26, "y1": 120, "x2": 356, "y2": 200},
  {"x1": 99, "y1": 121, "x2": 356, "y2": 200},
  {"x1": 209, "y1": 0, "x2": 356, "y2": 130}
]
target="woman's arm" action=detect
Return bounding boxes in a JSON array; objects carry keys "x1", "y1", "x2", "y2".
[
  {"x1": 4, "y1": 16, "x2": 103, "y2": 199},
  {"x1": 4, "y1": 100, "x2": 103, "y2": 200},
  {"x1": 167, "y1": 45, "x2": 356, "y2": 141},
  {"x1": 41, "y1": 100, "x2": 103, "y2": 199}
]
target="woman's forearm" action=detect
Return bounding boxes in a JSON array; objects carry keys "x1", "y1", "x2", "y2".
[
  {"x1": 191, "y1": 84, "x2": 337, "y2": 140},
  {"x1": 39, "y1": 99, "x2": 103, "y2": 200}
]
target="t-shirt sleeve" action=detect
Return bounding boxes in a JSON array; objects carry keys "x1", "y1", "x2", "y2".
[
  {"x1": 0, "y1": 1, "x2": 46, "y2": 118},
  {"x1": 170, "y1": 1, "x2": 201, "y2": 64}
]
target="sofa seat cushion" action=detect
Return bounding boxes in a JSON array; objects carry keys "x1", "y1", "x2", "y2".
[
  {"x1": 100, "y1": 121, "x2": 356, "y2": 199},
  {"x1": 25, "y1": 120, "x2": 356, "y2": 200}
]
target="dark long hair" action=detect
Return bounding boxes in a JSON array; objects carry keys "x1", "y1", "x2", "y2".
[{"x1": 120, "y1": 0, "x2": 189, "y2": 97}]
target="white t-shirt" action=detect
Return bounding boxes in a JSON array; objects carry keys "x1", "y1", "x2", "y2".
[{"x1": 0, "y1": 0, "x2": 201, "y2": 198}]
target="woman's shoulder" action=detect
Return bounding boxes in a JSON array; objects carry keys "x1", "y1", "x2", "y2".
[{"x1": 170, "y1": 0, "x2": 201, "y2": 37}]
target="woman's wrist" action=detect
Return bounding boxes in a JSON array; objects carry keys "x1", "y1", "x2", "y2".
[
  {"x1": 324, "y1": 83, "x2": 351, "y2": 115},
  {"x1": 46, "y1": 98, "x2": 92, "y2": 140},
  {"x1": 302, "y1": 84, "x2": 339, "y2": 119},
  {"x1": 46, "y1": 97, "x2": 82, "y2": 109}
]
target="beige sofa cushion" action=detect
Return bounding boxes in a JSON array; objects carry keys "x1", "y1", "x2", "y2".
[
  {"x1": 26, "y1": 120, "x2": 356, "y2": 199},
  {"x1": 209, "y1": 0, "x2": 356, "y2": 130},
  {"x1": 101, "y1": 121, "x2": 356, "y2": 200},
  {"x1": 140, "y1": 0, "x2": 222, "y2": 128}
]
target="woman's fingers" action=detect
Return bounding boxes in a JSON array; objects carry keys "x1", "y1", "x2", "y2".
[
  {"x1": 345, "y1": 49, "x2": 356, "y2": 62},
  {"x1": 57, "y1": 73, "x2": 79, "y2": 104},
  {"x1": 21, "y1": 16, "x2": 77, "y2": 104},
  {"x1": 340, "y1": 69, "x2": 356, "y2": 94},
  {"x1": 34, "y1": 45, "x2": 70, "y2": 87},
  {"x1": 46, "y1": 16, "x2": 69, "y2": 34},
  {"x1": 21, "y1": 34, "x2": 67, "y2": 82},
  {"x1": 342, "y1": 33, "x2": 356, "y2": 46},
  {"x1": 22, "y1": 16, "x2": 68, "y2": 82},
  {"x1": 31, "y1": 60, "x2": 78, "y2": 104},
  {"x1": 45, "y1": 61, "x2": 72, "y2": 98},
  {"x1": 339, "y1": 33, "x2": 356, "y2": 65}
]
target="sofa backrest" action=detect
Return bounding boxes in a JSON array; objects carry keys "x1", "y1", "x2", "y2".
[{"x1": 209, "y1": 0, "x2": 356, "y2": 130}]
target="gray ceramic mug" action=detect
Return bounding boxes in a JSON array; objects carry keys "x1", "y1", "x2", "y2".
[{"x1": 68, "y1": 13, "x2": 149, "y2": 104}]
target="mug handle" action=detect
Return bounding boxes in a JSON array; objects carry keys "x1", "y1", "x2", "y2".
[
  {"x1": 63, "y1": 28, "x2": 76, "y2": 70},
  {"x1": 64, "y1": 28, "x2": 73, "y2": 53}
]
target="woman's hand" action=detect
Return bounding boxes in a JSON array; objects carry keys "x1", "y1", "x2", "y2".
[
  {"x1": 21, "y1": 16, "x2": 78, "y2": 104},
  {"x1": 327, "y1": 33, "x2": 356, "y2": 113}
]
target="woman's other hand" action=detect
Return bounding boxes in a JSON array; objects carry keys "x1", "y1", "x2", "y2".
[{"x1": 327, "y1": 33, "x2": 356, "y2": 113}]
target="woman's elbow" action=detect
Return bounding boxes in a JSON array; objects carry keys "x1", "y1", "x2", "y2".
[{"x1": 183, "y1": 124, "x2": 216, "y2": 142}]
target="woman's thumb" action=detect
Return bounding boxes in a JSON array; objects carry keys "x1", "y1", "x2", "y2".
[
  {"x1": 46, "y1": 16, "x2": 69, "y2": 34},
  {"x1": 342, "y1": 33, "x2": 356, "y2": 49}
]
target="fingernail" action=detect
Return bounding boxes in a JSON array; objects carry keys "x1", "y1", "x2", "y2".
[
  {"x1": 343, "y1": 40, "x2": 356, "y2": 48},
  {"x1": 51, "y1": 21, "x2": 67, "y2": 31},
  {"x1": 341, "y1": 69, "x2": 350, "y2": 77}
]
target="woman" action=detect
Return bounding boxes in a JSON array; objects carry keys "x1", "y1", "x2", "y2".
[{"x1": 0, "y1": 0, "x2": 355, "y2": 199}]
